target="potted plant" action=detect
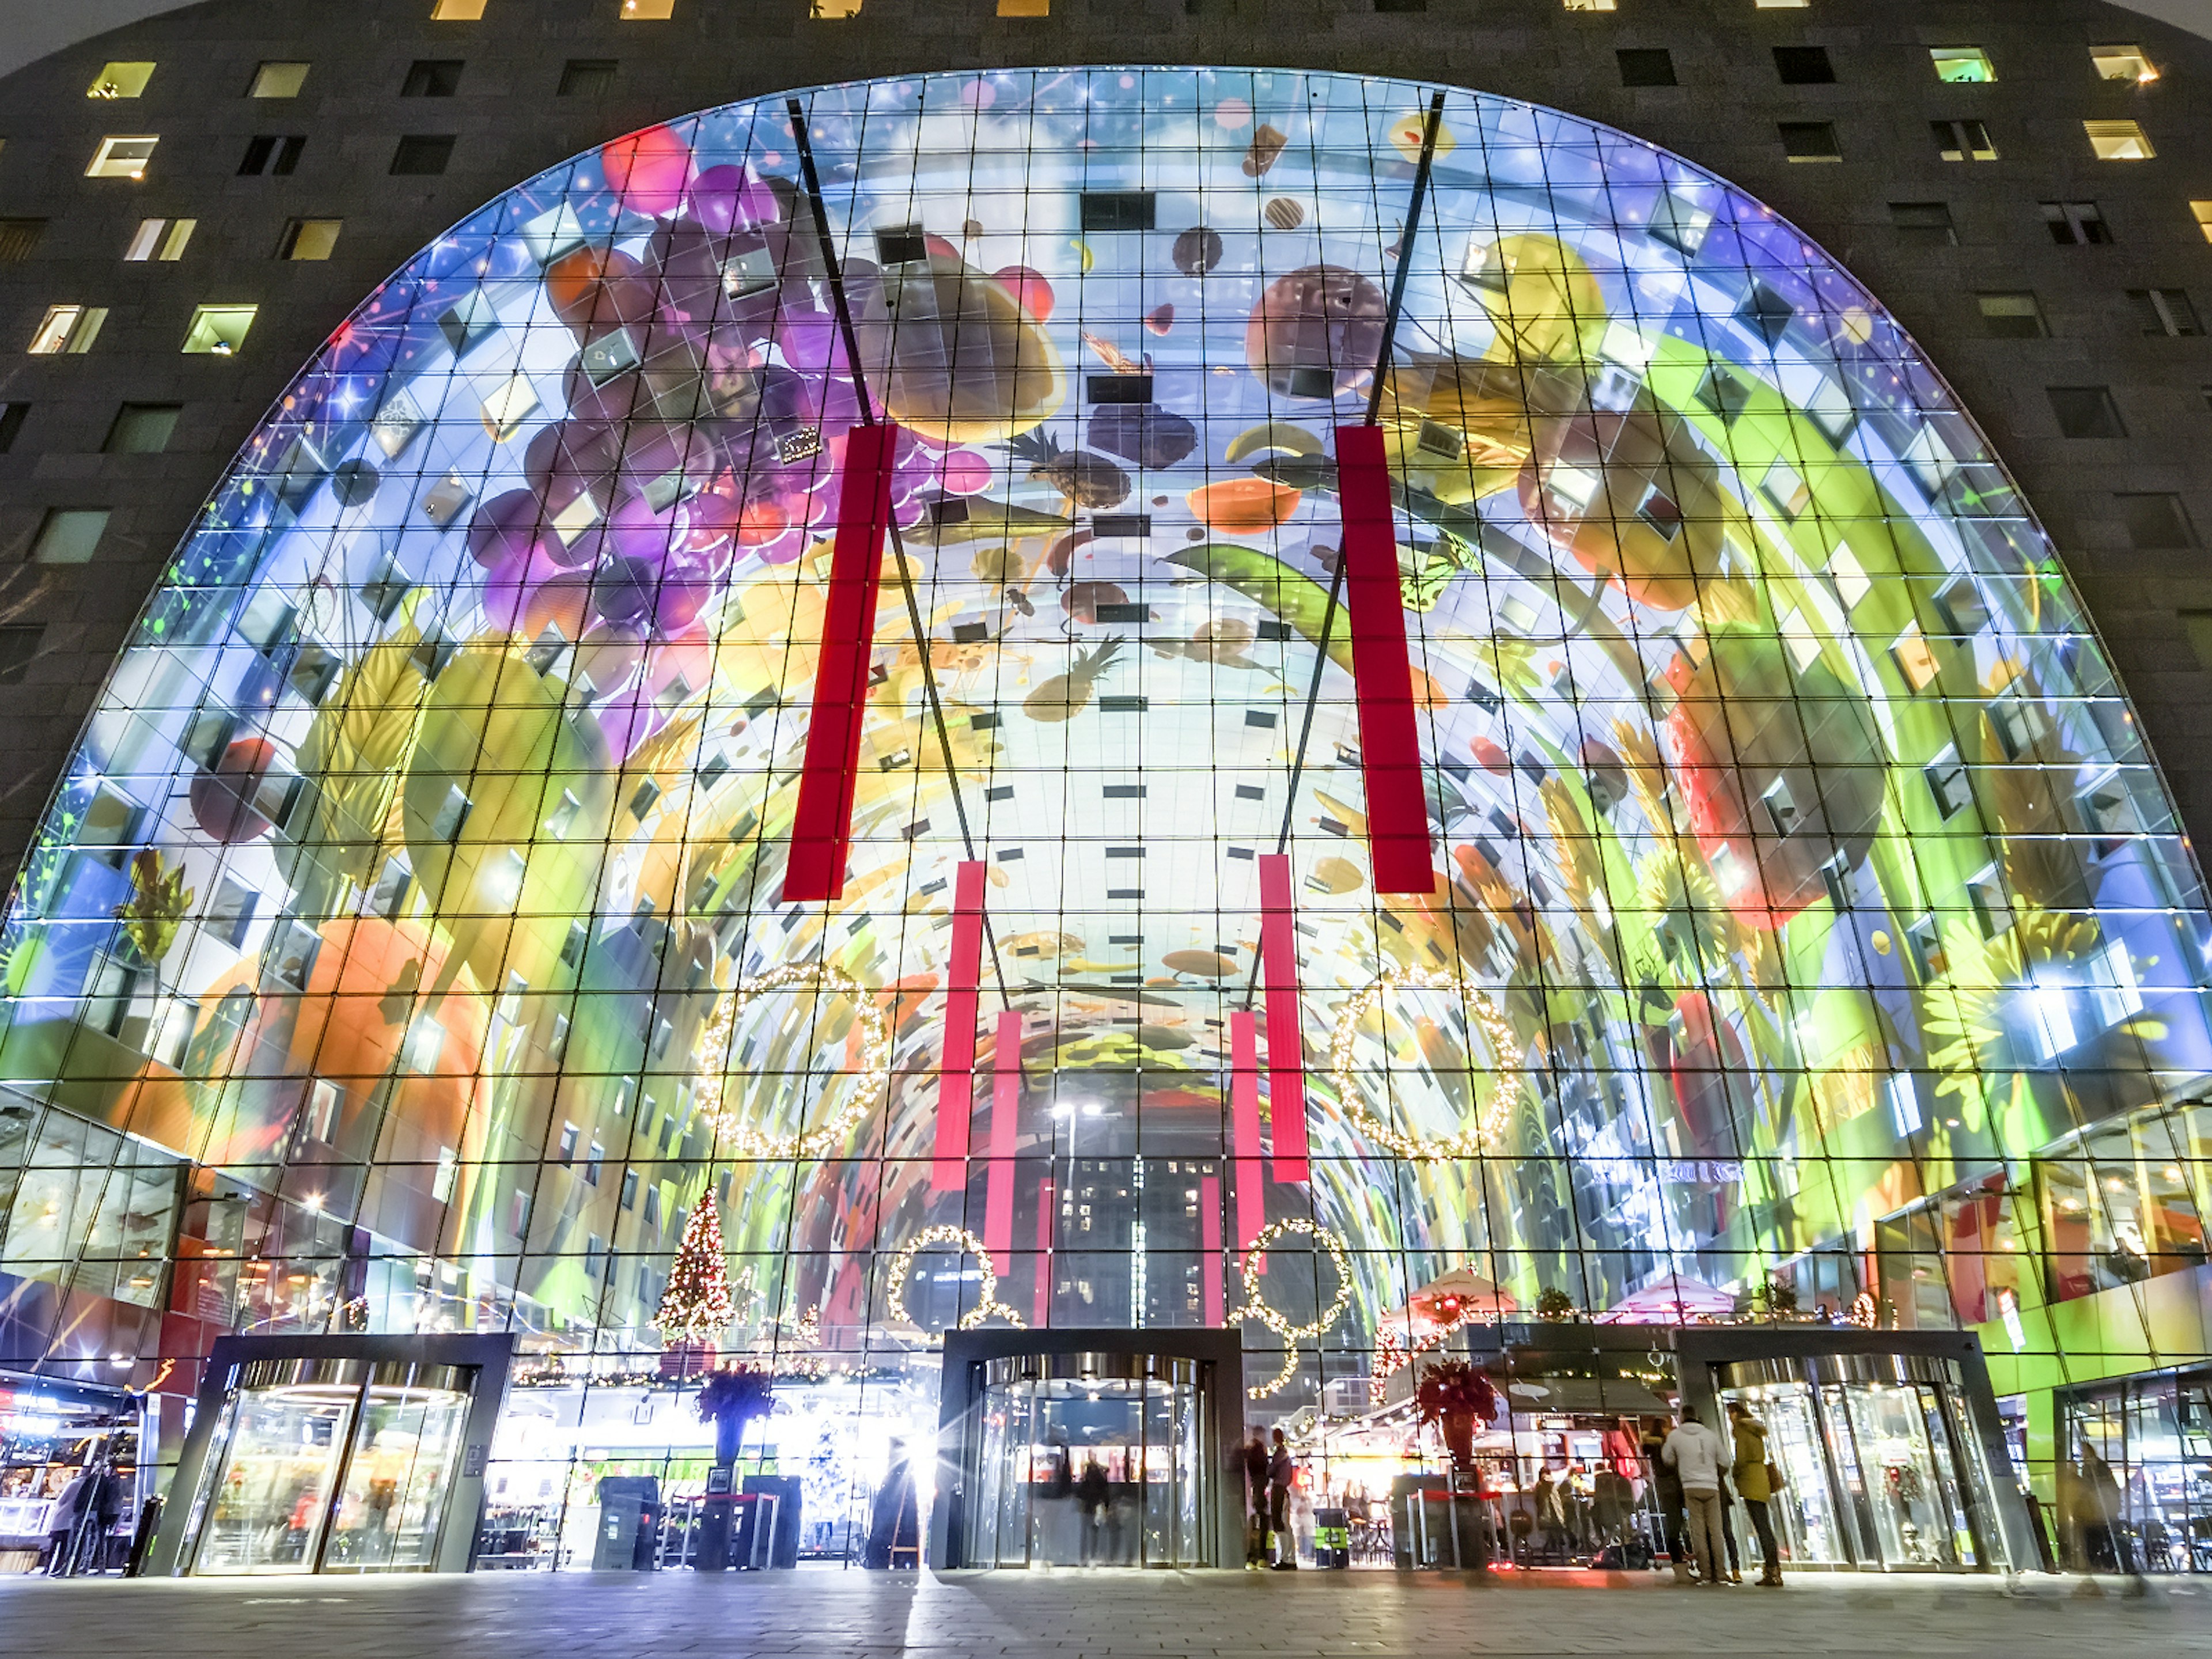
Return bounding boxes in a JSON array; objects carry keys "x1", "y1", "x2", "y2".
[
  {"x1": 696, "y1": 1364, "x2": 774, "y2": 1468},
  {"x1": 1414, "y1": 1357, "x2": 1498, "y2": 1472}
]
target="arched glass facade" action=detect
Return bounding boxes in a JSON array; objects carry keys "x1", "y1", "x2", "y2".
[{"x1": 4, "y1": 67, "x2": 2210, "y2": 1433}]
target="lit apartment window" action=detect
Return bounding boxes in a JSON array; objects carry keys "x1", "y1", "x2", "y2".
[
  {"x1": 1616, "y1": 48, "x2": 1676, "y2": 86},
  {"x1": 123, "y1": 217, "x2": 195, "y2": 261},
  {"x1": 1752, "y1": 0, "x2": 1807, "y2": 10},
  {"x1": 620, "y1": 0, "x2": 676, "y2": 14},
  {"x1": 1931, "y1": 119, "x2": 1997, "y2": 161},
  {"x1": 182, "y1": 304, "x2": 257, "y2": 356},
  {"x1": 1565, "y1": 0, "x2": 1617, "y2": 8},
  {"x1": 28, "y1": 305, "x2": 106, "y2": 354},
  {"x1": 811, "y1": 0, "x2": 863, "y2": 13},
  {"x1": 278, "y1": 218, "x2": 343, "y2": 260},
  {"x1": 30, "y1": 509, "x2": 110, "y2": 565},
  {"x1": 104, "y1": 402, "x2": 181, "y2": 453},
  {"x1": 86, "y1": 137, "x2": 157, "y2": 179},
  {"x1": 238, "y1": 135, "x2": 305, "y2": 176},
  {"x1": 248, "y1": 61, "x2": 309, "y2": 97},
  {"x1": 2128, "y1": 287, "x2": 2201, "y2": 337},
  {"x1": 431, "y1": 0, "x2": 487, "y2": 16},
  {"x1": 2085, "y1": 119, "x2": 2154, "y2": 160},
  {"x1": 0, "y1": 219, "x2": 45, "y2": 262},
  {"x1": 1976, "y1": 292, "x2": 2046, "y2": 338},
  {"x1": 402, "y1": 59, "x2": 464, "y2": 96},
  {"x1": 1780, "y1": 122, "x2": 1841, "y2": 162},
  {"x1": 558, "y1": 59, "x2": 617, "y2": 96},
  {"x1": 1929, "y1": 46, "x2": 1994, "y2": 82},
  {"x1": 999, "y1": 0, "x2": 1049, "y2": 12},
  {"x1": 2042, "y1": 200, "x2": 2111, "y2": 244},
  {"x1": 86, "y1": 62, "x2": 155, "y2": 99},
  {"x1": 391, "y1": 135, "x2": 455, "y2": 175},
  {"x1": 2090, "y1": 44, "x2": 2157, "y2": 83}
]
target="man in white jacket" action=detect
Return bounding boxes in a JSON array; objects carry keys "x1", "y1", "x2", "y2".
[{"x1": 1661, "y1": 1411, "x2": 1728, "y2": 1586}]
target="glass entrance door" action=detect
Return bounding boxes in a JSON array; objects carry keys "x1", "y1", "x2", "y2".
[
  {"x1": 963, "y1": 1352, "x2": 1209, "y2": 1567},
  {"x1": 183, "y1": 1358, "x2": 476, "y2": 1575},
  {"x1": 1719, "y1": 1353, "x2": 2008, "y2": 1573}
]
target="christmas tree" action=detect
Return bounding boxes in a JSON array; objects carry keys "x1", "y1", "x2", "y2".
[{"x1": 654, "y1": 1195, "x2": 737, "y2": 1346}]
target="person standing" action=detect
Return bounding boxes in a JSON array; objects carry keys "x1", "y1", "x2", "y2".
[
  {"x1": 1728, "y1": 1401, "x2": 1783, "y2": 1586},
  {"x1": 1242, "y1": 1431, "x2": 1271, "y2": 1568},
  {"x1": 1641, "y1": 1419, "x2": 1688, "y2": 1580},
  {"x1": 1267, "y1": 1429, "x2": 1297, "y2": 1570},
  {"x1": 1662, "y1": 1409, "x2": 1729, "y2": 1587},
  {"x1": 41, "y1": 1468, "x2": 87, "y2": 1576}
]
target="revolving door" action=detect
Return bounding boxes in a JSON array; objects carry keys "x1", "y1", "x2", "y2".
[{"x1": 963, "y1": 1352, "x2": 1213, "y2": 1567}]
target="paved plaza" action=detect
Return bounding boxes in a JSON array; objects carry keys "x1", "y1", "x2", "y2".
[{"x1": 0, "y1": 1569, "x2": 2204, "y2": 1659}]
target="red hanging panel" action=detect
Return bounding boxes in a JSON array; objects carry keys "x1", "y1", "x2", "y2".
[
  {"x1": 783, "y1": 421, "x2": 899, "y2": 902},
  {"x1": 1229, "y1": 1009, "x2": 1266, "y2": 1247},
  {"x1": 1257, "y1": 853, "x2": 1310, "y2": 1183},
  {"x1": 1200, "y1": 1173, "x2": 1226, "y2": 1325},
  {"x1": 930, "y1": 858, "x2": 987, "y2": 1190},
  {"x1": 1334, "y1": 423, "x2": 1436, "y2": 895},
  {"x1": 983, "y1": 1010, "x2": 1022, "y2": 1252}
]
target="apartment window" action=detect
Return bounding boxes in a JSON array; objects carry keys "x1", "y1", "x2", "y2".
[
  {"x1": 557, "y1": 1121, "x2": 579, "y2": 1162},
  {"x1": 248, "y1": 60, "x2": 309, "y2": 98},
  {"x1": 0, "y1": 626, "x2": 43, "y2": 685},
  {"x1": 391, "y1": 135, "x2": 456, "y2": 175},
  {"x1": 29, "y1": 509, "x2": 110, "y2": 565},
  {"x1": 182, "y1": 304, "x2": 257, "y2": 356},
  {"x1": 1616, "y1": 49, "x2": 1676, "y2": 87},
  {"x1": 2128, "y1": 287, "x2": 2201, "y2": 337},
  {"x1": 1000, "y1": 0, "x2": 1051, "y2": 12},
  {"x1": 277, "y1": 218, "x2": 343, "y2": 260},
  {"x1": 402, "y1": 59, "x2": 464, "y2": 97},
  {"x1": 1780, "y1": 122, "x2": 1841, "y2": 162},
  {"x1": 2091, "y1": 44, "x2": 2157, "y2": 83},
  {"x1": 1565, "y1": 0, "x2": 1618, "y2": 9},
  {"x1": 1752, "y1": 0, "x2": 1806, "y2": 10},
  {"x1": 123, "y1": 217, "x2": 195, "y2": 261},
  {"x1": 0, "y1": 404, "x2": 27, "y2": 452},
  {"x1": 812, "y1": 0, "x2": 863, "y2": 12},
  {"x1": 28, "y1": 305, "x2": 106, "y2": 354},
  {"x1": 620, "y1": 1168, "x2": 638, "y2": 1210},
  {"x1": 1772, "y1": 46, "x2": 1834, "y2": 85},
  {"x1": 2119, "y1": 492, "x2": 2197, "y2": 548},
  {"x1": 2047, "y1": 385, "x2": 2125, "y2": 438},
  {"x1": 86, "y1": 137, "x2": 157, "y2": 179},
  {"x1": 1889, "y1": 201, "x2": 1956, "y2": 244},
  {"x1": 620, "y1": 0, "x2": 676, "y2": 14},
  {"x1": 0, "y1": 219, "x2": 44, "y2": 262},
  {"x1": 1977, "y1": 292, "x2": 2046, "y2": 338},
  {"x1": 1931, "y1": 119, "x2": 1997, "y2": 162},
  {"x1": 1966, "y1": 865, "x2": 2009, "y2": 940},
  {"x1": 2043, "y1": 200, "x2": 2111, "y2": 244},
  {"x1": 558, "y1": 59, "x2": 617, "y2": 96},
  {"x1": 585, "y1": 1141, "x2": 604, "y2": 1184},
  {"x1": 2084, "y1": 120, "x2": 2154, "y2": 161},
  {"x1": 104, "y1": 403, "x2": 181, "y2": 453},
  {"x1": 431, "y1": 0, "x2": 487, "y2": 15},
  {"x1": 1929, "y1": 46, "x2": 1994, "y2": 83},
  {"x1": 242, "y1": 135, "x2": 305, "y2": 177},
  {"x1": 1924, "y1": 746, "x2": 1973, "y2": 819}
]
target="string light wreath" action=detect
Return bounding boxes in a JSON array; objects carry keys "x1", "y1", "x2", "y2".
[
  {"x1": 695, "y1": 963, "x2": 891, "y2": 1158},
  {"x1": 885, "y1": 1225, "x2": 1027, "y2": 1334},
  {"x1": 1328, "y1": 965, "x2": 1524, "y2": 1159},
  {"x1": 1232, "y1": 1218, "x2": 1352, "y2": 1398}
]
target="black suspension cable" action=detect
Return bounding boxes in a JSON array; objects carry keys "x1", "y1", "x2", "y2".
[{"x1": 788, "y1": 96, "x2": 1012, "y2": 1010}]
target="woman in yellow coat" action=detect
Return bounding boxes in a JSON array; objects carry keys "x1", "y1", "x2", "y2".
[{"x1": 1728, "y1": 1401, "x2": 1783, "y2": 1586}]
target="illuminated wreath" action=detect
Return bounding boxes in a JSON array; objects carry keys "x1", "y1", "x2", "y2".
[
  {"x1": 885, "y1": 1225, "x2": 1026, "y2": 1333},
  {"x1": 696, "y1": 963, "x2": 892, "y2": 1158},
  {"x1": 1328, "y1": 965, "x2": 1523, "y2": 1159},
  {"x1": 1232, "y1": 1218, "x2": 1352, "y2": 1398}
]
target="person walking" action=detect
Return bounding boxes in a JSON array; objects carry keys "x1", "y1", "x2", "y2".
[
  {"x1": 1728, "y1": 1400, "x2": 1783, "y2": 1586},
  {"x1": 1075, "y1": 1456, "x2": 1110, "y2": 1565},
  {"x1": 1267, "y1": 1429, "x2": 1298, "y2": 1570},
  {"x1": 1243, "y1": 1431, "x2": 1271, "y2": 1568},
  {"x1": 1662, "y1": 1409, "x2": 1729, "y2": 1587}
]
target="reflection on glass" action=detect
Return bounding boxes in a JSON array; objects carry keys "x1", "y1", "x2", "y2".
[
  {"x1": 1728, "y1": 1384, "x2": 1842, "y2": 1567},
  {"x1": 324, "y1": 1382, "x2": 470, "y2": 1570},
  {"x1": 192, "y1": 1387, "x2": 355, "y2": 1574}
]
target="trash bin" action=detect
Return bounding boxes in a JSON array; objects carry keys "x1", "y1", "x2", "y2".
[
  {"x1": 593, "y1": 1475, "x2": 661, "y2": 1570},
  {"x1": 1313, "y1": 1506, "x2": 1350, "y2": 1569}
]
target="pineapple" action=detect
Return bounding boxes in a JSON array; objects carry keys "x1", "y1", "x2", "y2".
[
  {"x1": 1006, "y1": 429, "x2": 1132, "y2": 511},
  {"x1": 1023, "y1": 638, "x2": 1126, "y2": 722}
]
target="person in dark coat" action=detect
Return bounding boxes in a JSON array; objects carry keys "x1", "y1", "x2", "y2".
[
  {"x1": 42, "y1": 1470, "x2": 88, "y2": 1576},
  {"x1": 1640, "y1": 1419, "x2": 1689, "y2": 1581},
  {"x1": 1242, "y1": 1431, "x2": 1271, "y2": 1567},
  {"x1": 1075, "y1": 1457, "x2": 1111, "y2": 1564}
]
